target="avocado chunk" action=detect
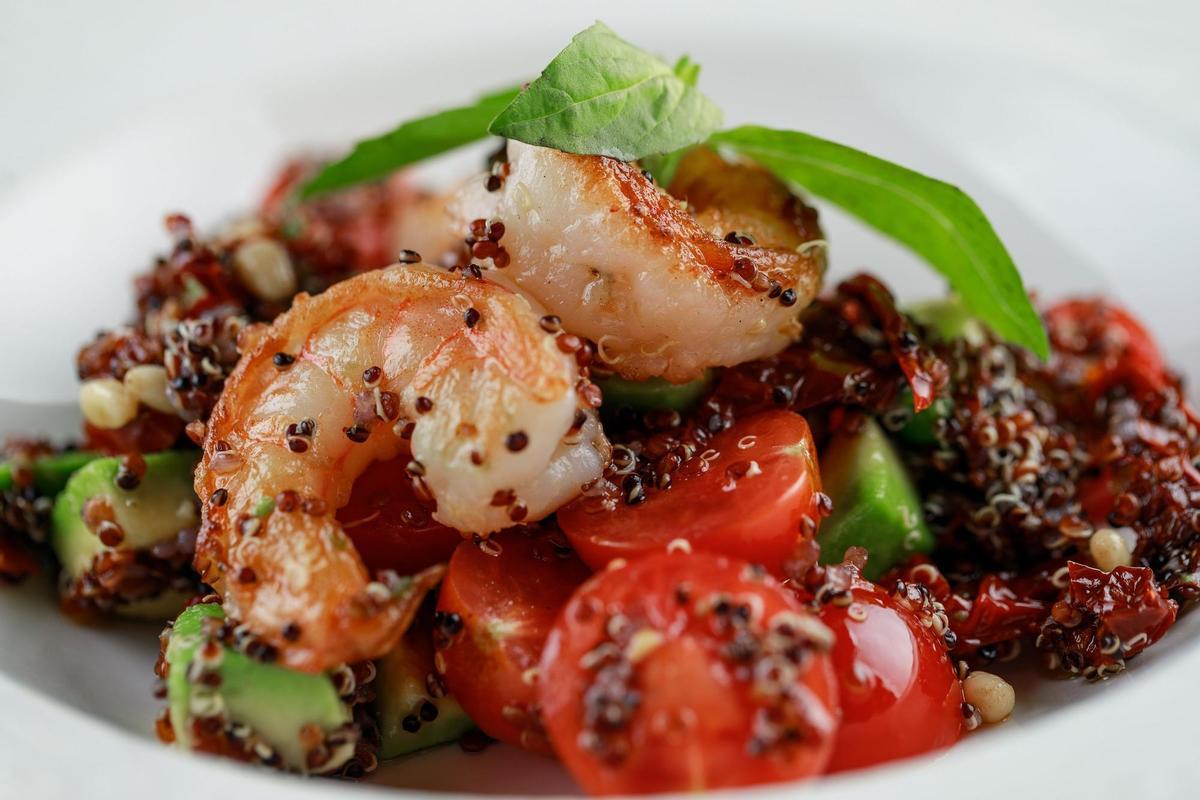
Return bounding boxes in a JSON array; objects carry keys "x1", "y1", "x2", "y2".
[
  {"x1": 0, "y1": 450, "x2": 101, "y2": 495},
  {"x1": 166, "y1": 602, "x2": 358, "y2": 773},
  {"x1": 906, "y1": 294, "x2": 986, "y2": 346},
  {"x1": 817, "y1": 418, "x2": 933, "y2": 580},
  {"x1": 886, "y1": 296, "x2": 984, "y2": 446},
  {"x1": 887, "y1": 388, "x2": 952, "y2": 448},
  {"x1": 596, "y1": 371, "x2": 714, "y2": 413},
  {"x1": 376, "y1": 616, "x2": 474, "y2": 759},
  {"x1": 50, "y1": 451, "x2": 199, "y2": 618}
]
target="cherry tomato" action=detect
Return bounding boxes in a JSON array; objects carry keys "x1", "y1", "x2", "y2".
[
  {"x1": 558, "y1": 410, "x2": 822, "y2": 575},
  {"x1": 1046, "y1": 299, "x2": 1168, "y2": 398},
  {"x1": 336, "y1": 454, "x2": 462, "y2": 576},
  {"x1": 435, "y1": 528, "x2": 591, "y2": 754},
  {"x1": 539, "y1": 551, "x2": 839, "y2": 795},
  {"x1": 817, "y1": 577, "x2": 963, "y2": 773}
]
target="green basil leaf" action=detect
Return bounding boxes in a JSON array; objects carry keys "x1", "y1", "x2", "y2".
[
  {"x1": 672, "y1": 55, "x2": 701, "y2": 87},
  {"x1": 300, "y1": 86, "x2": 521, "y2": 199},
  {"x1": 639, "y1": 56, "x2": 703, "y2": 185},
  {"x1": 488, "y1": 22, "x2": 722, "y2": 161},
  {"x1": 711, "y1": 125, "x2": 1048, "y2": 358}
]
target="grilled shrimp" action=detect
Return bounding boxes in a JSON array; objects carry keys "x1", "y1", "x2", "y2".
[
  {"x1": 194, "y1": 262, "x2": 609, "y2": 672},
  {"x1": 390, "y1": 187, "x2": 466, "y2": 267},
  {"x1": 449, "y1": 142, "x2": 826, "y2": 382}
]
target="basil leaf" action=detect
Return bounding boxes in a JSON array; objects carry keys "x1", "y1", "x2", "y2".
[
  {"x1": 639, "y1": 56, "x2": 702, "y2": 185},
  {"x1": 489, "y1": 22, "x2": 722, "y2": 161},
  {"x1": 301, "y1": 86, "x2": 521, "y2": 199},
  {"x1": 711, "y1": 125, "x2": 1048, "y2": 358},
  {"x1": 671, "y1": 55, "x2": 701, "y2": 87}
]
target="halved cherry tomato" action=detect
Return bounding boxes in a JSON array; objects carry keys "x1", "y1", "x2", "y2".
[
  {"x1": 435, "y1": 528, "x2": 591, "y2": 754},
  {"x1": 336, "y1": 455, "x2": 462, "y2": 576},
  {"x1": 1046, "y1": 299, "x2": 1168, "y2": 398},
  {"x1": 539, "y1": 551, "x2": 839, "y2": 795},
  {"x1": 817, "y1": 576, "x2": 963, "y2": 773},
  {"x1": 558, "y1": 410, "x2": 822, "y2": 575}
]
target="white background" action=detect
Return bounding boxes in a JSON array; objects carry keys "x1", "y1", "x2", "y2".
[{"x1": 1, "y1": 1, "x2": 1199, "y2": 798}]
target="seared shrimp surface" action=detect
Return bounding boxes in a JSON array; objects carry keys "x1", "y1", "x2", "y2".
[
  {"x1": 195, "y1": 262, "x2": 609, "y2": 671},
  {"x1": 450, "y1": 142, "x2": 826, "y2": 382}
]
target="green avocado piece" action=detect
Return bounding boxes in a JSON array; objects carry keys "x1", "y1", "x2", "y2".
[
  {"x1": 0, "y1": 450, "x2": 101, "y2": 495},
  {"x1": 817, "y1": 418, "x2": 933, "y2": 580},
  {"x1": 50, "y1": 451, "x2": 199, "y2": 617},
  {"x1": 50, "y1": 450, "x2": 199, "y2": 578},
  {"x1": 886, "y1": 296, "x2": 984, "y2": 446},
  {"x1": 888, "y1": 388, "x2": 952, "y2": 448},
  {"x1": 907, "y1": 294, "x2": 986, "y2": 346},
  {"x1": 167, "y1": 602, "x2": 353, "y2": 771},
  {"x1": 595, "y1": 371, "x2": 714, "y2": 413},
  {"x1": 376, "y1": 618, "x2": 474, "y2": 760}
]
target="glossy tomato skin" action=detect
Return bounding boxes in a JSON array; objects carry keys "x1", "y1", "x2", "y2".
[
  {"x1": 436, "y1": 528, "x2": 591, "y2": 754},
  {"x1": 558, "y1": 410, "x2": 822, "y2": 575},
  {"x1": 539, "y1": 551, "x2": 839, "y2": 795},
  {"x1": 336, "y1": 455, "x2": 463, "y2": 576},
  {"x1": 819, "y1": 579, "x2": 963, "y2": 773}
]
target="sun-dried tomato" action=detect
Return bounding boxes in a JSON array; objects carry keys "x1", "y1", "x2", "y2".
[
  {"x1": 1046, "y1": 299, "x2": 1171, "y2": 401},
  {"x1": 887, "y1": 560, "x2": 1054, "y2": 656},
  {"x1": 838, "y1": 274, "x2": 948, "y2": 412},
  {"x1": 1035, "y1": 562, "x2": 1176, "y2": 678},
  {"x1": 82, "y1": 409, "x2": 184, "y2": 455},
  {"x1": 712, "y1": 272, "x2": 947, "y2": 422}
]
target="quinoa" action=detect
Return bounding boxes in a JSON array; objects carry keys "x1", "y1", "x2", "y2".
[
  {"x1": 588, "y1": 274, "x2": 941, "y2": 513},
  {"x1": 59, "y1": 527, "x2": 200, "y2": 619},
  {"x1": 591, "y1": 280, "x2": 1195, "y2": 679},
  {"x1": 154, "y1": 601, "x2": 381, "y2": 778},
  {"x1": 883, "y1": 299, "x2": 1197, "y2": 675},
  {"x1": 0, "y1": 440, "x2": 66, "y2": 582},
  {"x1": 76, "y1": 161, "x2": 412, "y2": 453}
]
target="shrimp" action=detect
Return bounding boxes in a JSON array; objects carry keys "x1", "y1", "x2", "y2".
[
  {"x1": 194, "y1": 262, "x2": 609, "y2": 672},
  {"x1": 448, "y1": 142, "x2": 826, "y2": 382},
  {"x1": 390, "y1": 187, "x2": 467, "y2": 268}
]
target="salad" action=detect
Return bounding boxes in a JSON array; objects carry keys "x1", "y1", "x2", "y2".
[{"x1": 2, "y1": 22, "x2": 1195, "y2": 795}]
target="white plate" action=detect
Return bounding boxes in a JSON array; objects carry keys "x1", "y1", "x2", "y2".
[{"x1": 3, "y1": 2, "x2": 1200, "y2": 798}]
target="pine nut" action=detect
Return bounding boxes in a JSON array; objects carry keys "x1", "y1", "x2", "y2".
[{"x1": 79, "y1": 378, "x2": 138, "y2": 429}]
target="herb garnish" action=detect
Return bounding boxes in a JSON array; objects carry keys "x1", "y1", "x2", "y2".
[
  {"x1": 488, "y1": 23, "x2": 721, "y2": 162},
  {"x1": 303, "y1": 22, "x2": 1047, "y2": 357},
  {"x1": 299, "y1": 86, "x2": 520, "y2": 199},
  {"x1": 710, "y1": 127, "x2": 1048, "y2": 356}
]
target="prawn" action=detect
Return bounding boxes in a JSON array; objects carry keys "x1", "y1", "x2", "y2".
[
  {"x1": 449, "y1": 142, "x2": 826, "y2": 382},
  {"x1": 194, "y1": 262, "x2": 609, "y2": 672}
]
